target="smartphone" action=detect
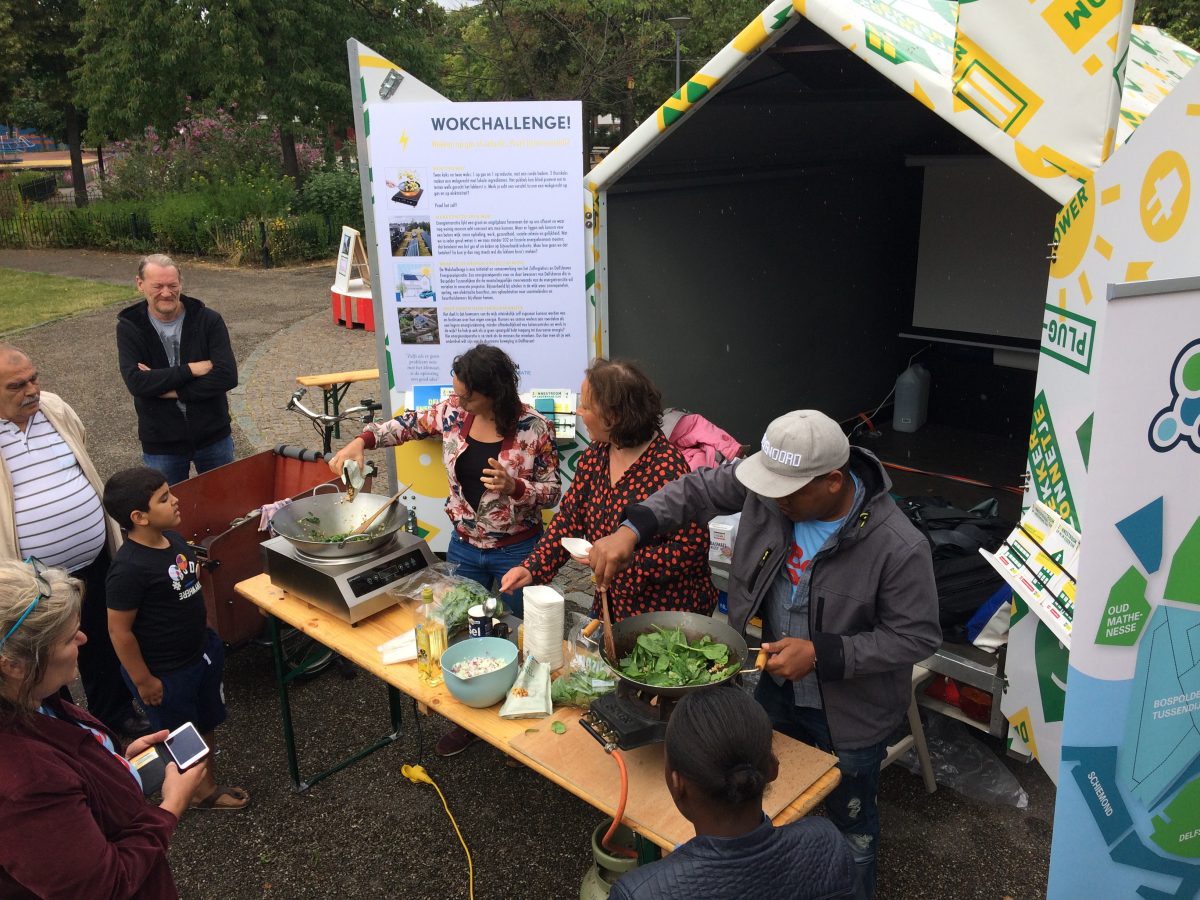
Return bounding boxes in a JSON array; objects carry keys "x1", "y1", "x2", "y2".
[{"x1": 164, "y1": 722, "x2": 210, "y2": 771}]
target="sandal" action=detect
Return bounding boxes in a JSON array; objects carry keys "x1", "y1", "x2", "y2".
[{"x1": 190, "y1": 785, "x2": 250, "y2": 810}]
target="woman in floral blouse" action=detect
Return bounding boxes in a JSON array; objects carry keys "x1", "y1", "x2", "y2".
[
  {"x1": 501, "y1": 359, "x2": 715, "y2": 622},
  {"x1": 330, "y1": 344, "x2": 560, "y2": 617}
]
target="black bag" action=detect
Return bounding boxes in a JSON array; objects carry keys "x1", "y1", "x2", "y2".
[{"x1": 897, "y1": 496, "x2": 1011, "y2": 639}]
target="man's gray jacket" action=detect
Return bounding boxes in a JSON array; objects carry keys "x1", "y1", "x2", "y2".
[{"x1": 625, "y1": 447, "x2": 940, "y2": 749}]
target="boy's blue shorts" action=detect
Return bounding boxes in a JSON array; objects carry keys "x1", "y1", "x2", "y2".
[{"x1": 121, "y1": 628, "x2": 227, "y2": 734}]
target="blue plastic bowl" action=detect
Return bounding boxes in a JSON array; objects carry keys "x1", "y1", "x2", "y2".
[{"x1": 440, "y1": 637, "x2": 519, "y2": 708}]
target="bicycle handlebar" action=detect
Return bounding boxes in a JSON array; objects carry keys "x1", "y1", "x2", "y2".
[{"x1": 286, "y1": 391, "x2": 381, "y2": 427}]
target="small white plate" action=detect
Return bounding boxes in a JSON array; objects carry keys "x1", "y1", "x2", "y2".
[{"x1": 560, "y1": 537, "x2": 593, "y2": 558}]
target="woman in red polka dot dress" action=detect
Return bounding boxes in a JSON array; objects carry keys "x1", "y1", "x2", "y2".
[{"x1": 501, "y1": 359, "x2": 716, "y2": 622}]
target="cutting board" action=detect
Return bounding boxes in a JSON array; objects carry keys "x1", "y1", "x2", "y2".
[{"x1": 508, "y1": 712, "x2": 837, "y2": 850}]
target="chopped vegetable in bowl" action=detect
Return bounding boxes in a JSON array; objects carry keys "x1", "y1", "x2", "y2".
[{"x1": 449, "y1": 656, "x2": 508, "y2": 680}]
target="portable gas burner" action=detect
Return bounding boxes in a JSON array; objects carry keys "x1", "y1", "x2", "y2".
[
  {"x1": 581, "y1": 681, "x2": 682, "y2": 751},
  {"x1": 261, "y1": 533, "x2": 438, "y2": 624}
]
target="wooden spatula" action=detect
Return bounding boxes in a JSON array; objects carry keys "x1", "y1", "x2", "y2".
[
  {"x1": 349, "y1": 484, "x2": 410, "y2": 536},
  {"x1": 598, "y1": 586, "x2": 617, "y2": 663}
]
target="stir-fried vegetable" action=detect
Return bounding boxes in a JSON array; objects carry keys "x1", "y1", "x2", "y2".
[
  {"x1": 295, "y1": 512, "x2": 375, "y2": 543},
  {"x1": 617, "y1": 625, "x2": 740, "y2": 687}
]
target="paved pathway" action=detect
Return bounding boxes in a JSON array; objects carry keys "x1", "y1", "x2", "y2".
[{"x1": 0, "y1": 248, "x2": 1054, "y2": 899}]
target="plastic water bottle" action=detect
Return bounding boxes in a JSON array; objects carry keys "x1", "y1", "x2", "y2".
[{"x1": 893, "y1": 363, "x2": 931, "y2": 433}]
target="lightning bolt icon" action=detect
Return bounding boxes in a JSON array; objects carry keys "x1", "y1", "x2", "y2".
[{"x1": 399, "y1": 131, "x2": 409, "y2": 150}]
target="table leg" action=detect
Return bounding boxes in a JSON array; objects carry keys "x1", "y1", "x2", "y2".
[
  {"x1": 635, "y1": 834, "x2": 662, "y2": 864},
  {"x1": 266, "y1": 613, "x2": 406, "y2": 792},
  {"x1": 322, "y1": 381, "x2": 353, "y2": 441}
]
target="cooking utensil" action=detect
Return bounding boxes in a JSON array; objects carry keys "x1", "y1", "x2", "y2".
[
  {"x1": 348, "y1": 483, "x2": 410, "y2": 536},
  {"x1": 269, "y1": 483, "x2": 407, "y2": 559},
  {"x1": 596, "y1": 609, "x2": 750, "y2": 699},
  {"x1": 598, "y1": 587, "x2": 617, "y2": 664}
]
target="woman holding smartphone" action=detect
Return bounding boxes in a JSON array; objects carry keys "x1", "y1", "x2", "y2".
[{"x1": 0, "y1": 559, "x2": 207, "y2": 899}]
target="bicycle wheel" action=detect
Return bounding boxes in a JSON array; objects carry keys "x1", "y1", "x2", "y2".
[{"x1": 278, "y1": 626, "x2": 336, "y2": 680}]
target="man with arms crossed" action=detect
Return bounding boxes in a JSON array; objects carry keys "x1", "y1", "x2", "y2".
[
  {"x1": 117, "y1": 254, "x2": 238, "y2": 483},
  {"x1": 0, "y1": 343, "x2": 146, "y2": 736},
  {"x1": 591, "y1": 410, "x2": 940, "y2": 900}
]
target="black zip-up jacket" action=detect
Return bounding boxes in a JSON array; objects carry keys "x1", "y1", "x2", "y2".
[
  {"x1": 116, "y1": 295, "x2": 238, "y2": 455},
  {"x1": 625, "y1": 448, "x2": 940, "y2": 749}
]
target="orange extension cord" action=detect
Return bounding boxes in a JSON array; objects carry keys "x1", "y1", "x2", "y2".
[{"x1": 602, "y1": 749, "x2": 638, "y2": 858}]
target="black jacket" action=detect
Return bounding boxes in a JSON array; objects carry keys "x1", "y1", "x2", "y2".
[
  {"x1": 609, "y1": 816, "x2": 855, "y2": 900},
  {"x1": 116, "y1": 295, "x2": 237, "y2": 455}
]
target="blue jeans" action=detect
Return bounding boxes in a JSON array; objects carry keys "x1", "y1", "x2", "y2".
[
  {"x1": 120, "y1": 628, "x2": 227, "y2": 734},
  {"x1": 446, "y1": 531, "x2": 540, "y2": 618},
  {"x1": 143, "y1": 434, "x2": 234, "y2": 485},
  {"x1": 756, "y1": 676, "x2": 887, "y2": 900}
]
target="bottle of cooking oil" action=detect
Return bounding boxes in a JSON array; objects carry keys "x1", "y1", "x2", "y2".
[{"x1": 415, "y1": 586, "x2": 445, "y2": 686}]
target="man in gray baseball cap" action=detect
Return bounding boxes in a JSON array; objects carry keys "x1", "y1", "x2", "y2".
[{"x1": 590, "y1": 409, "x2": 939, "y2": 900}]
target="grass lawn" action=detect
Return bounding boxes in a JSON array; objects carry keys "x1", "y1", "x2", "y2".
[{"x1": 0, "y1": 267, "x2": 133, "y2": 334}]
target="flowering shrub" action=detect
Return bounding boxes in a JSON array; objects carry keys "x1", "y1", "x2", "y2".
[{"x1": 103, "y1": 105, "x2": 321, "y2": 201}]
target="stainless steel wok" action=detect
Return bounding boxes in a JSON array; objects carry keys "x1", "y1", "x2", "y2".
[
  {"x1": 269, "y1": 483, "x2": 407, "y2": 559},
  {"x1": 598, "y1": 609, "x2": 749, "y2": 699}
]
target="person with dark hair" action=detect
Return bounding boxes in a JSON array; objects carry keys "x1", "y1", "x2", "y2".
[
  {"x1": 591, "y1": 410, "x2": 941, "y2": 899},
  {"x1": 330, "y1": 344, "x2": 559, "y2": 617},
  {"x1": 0, "y1": 558, "x2": 209, "y2": 898},
  {"x1": 500, "y1": 358, "x2": 715, "y2": 621},
  {"x1": 609, "y1": 686, "x2": 855, "y2": 900},
  {"x1": 103, "y1": 467, "x2": 248, "y2": 810},
  {"x1": 330, "y1": 344, "x2": 560, "y2": 756}
]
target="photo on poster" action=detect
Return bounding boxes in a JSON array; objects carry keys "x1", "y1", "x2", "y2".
[
  {"x1": 387, "y1": 167, "x2": 429, "y2": 210},
  {"x1": 390, "y1": 218, "x2": 433, "y2": 257},
  {"x1": 395, "y1": 263, "x2": 438, "y2": 304},
  {"x1": 399, "y1": 307, "x2": 440, "y2": 345}
]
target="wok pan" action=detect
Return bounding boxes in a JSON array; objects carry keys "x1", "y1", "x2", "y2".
[
  {"x1": 270, "y1": 483, "x2": 407, "y2": 559},
  {"x1": 598, "y1": 609, "x2": 750, "y2": 699}
]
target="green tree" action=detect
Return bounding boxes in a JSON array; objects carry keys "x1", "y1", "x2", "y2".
[
  {"x1": 76, "y1": 1, "x2": 443, "y2": 184},
  {"x1": 2, "y1": 0, "x2": 91, "y2": 207},
  {"x1": 1135, "y1": 0, "x2": 1200, "y2": 48},
  {"x1": 440, "y1": 1, "x2": 765, "y2": 162}
]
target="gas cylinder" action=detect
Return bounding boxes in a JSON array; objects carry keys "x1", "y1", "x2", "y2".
[{"x1": 580, "y1": 819, "x2": 640, "y2": 900}]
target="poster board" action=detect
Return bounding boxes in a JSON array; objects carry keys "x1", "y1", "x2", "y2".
[
  {"x1": 1002, "y1": 65, "x2": 1200, "y2": 777},
  {"x1": 1047, "y1": 276, "x2": 1200, "y2": 898},
  {"x1": 332, "y1": 226, "x2": 370, "y2": 292},
  {"x1": 348, "y1": 50, "x2": 588, "y2": 551}
]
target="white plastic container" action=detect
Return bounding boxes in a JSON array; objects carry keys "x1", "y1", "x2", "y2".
[
  {"x1": 708, "y1": 513, "x2": 741, "y2": 562},
  {"x1": 892, "y1": 363, "x2": 931, "y2": 433}
]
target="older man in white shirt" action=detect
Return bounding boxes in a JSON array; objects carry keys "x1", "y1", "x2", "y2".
[{"x1": 0, "y1": 343, "x2": 147, "y2": 735}]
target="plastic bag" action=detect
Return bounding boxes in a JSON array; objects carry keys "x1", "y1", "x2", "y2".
[
  {"x1": 500, "y1": 655, "x2": 552, "y2": 719},
  {"x1": 897, "y1": 711, "x2": 1029, "y2": 808},
  {"x1": 550, "y1": 612, "x2": 617, "y2": 709},
  {"x1": 385, "y1": 562, "x2": 489, "y2": 634}
]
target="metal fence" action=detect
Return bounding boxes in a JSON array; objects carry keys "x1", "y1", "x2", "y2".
[{"x1": 0, "y1": 206, "x2": 341, "y2": 266}]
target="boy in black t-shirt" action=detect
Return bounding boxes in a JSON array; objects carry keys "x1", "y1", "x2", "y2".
[{"x1": 103, "y1": 467, "x2": 249, "y2": 810}]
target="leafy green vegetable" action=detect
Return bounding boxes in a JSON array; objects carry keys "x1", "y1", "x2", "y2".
[
  {"x1": 550, "y1": 721, "x2": 567, "y2": 735},
  {"x1": 617, "y1": 626, "x2": 741, "y2": 687},
  {"x1": 551, "y1": 659, "x2": 616, "y2": 709},
  {"x1": 436, "y1": 581, "x2": 489, "y2": 633}
]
